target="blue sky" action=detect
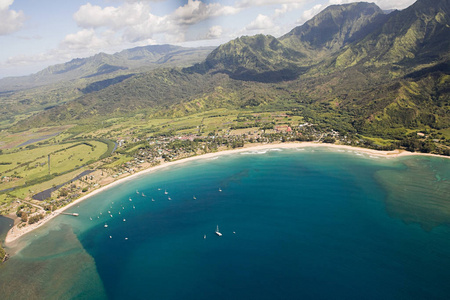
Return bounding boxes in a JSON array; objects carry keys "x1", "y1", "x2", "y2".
[{"x1": 0, "y1": 0, "x2": 416, "y2": 78}]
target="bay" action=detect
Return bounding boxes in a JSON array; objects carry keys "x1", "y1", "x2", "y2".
[{"x1": 1, "y1": 147, "x2": 449, "y2": 299}]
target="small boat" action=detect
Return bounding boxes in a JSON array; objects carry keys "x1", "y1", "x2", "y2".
[
  {"x1": 219, "y1": 188, "x2": 222, "y2": 192},
  {"x1": 164, "y1": 190, "x2": 168, "y2": 195},
  {"x1": 157, "y1": 188, "x2": 161, "y2": 191},
  {"x1": 90, "y1": 217, "x2": 92, "y2": 220},
  {"x1": 109, "y1": 236, "x2": 112, "y2": 239},
  {"x1": 133, "y1": 205, "x2": 135, "y2": 209},
  {"x1": 129, "y1": 198, "x2": 132, "y2": 201},
  {"x1": 123, "y1": 219, "x2": 126, "y2": 222},
  {"x1": 110, "y1": 214, "x2": 113, "y2": 217},
  {"x1": 136, "y1": 190, "x2": 139, "y2": 194},
  {"x1": 125, "y1": 237, "x2": 128, "y2": 240},
  {"x1": 108, "y1": 211, "x2": 111, "y2": 214},
  {"x1": 204, "y1": 234, "x2": 206, "y2": 239},
  {"x1": 151, "y1": 198, "x2": 155, "y2": 202},
  {"x1": 119, "y1": 212, "x2": 121, "y2": 215},
  {"x1": 104, "y1": 224, "x2": 108, "y2": 228},
  {"x1": 215, "y1": 225, "x2": 222, "y2": 237},
  {"x1": 168, "y1": 197, "x2": 172, "y2": 200},
  {"x1": 193, "y1": 196, "x2": 197, "y2": 200},
  {"x1": 141, "y1": 193, "x2": 145, "y2": 197}
]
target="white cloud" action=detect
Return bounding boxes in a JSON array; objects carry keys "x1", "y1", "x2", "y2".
[
  {"x1": 72, "y1": 1, "x2": 239, "y2": 44},
  {"x1": 74, "y1": 2, "x2": 152, "y2": 29},
  {"x1": 297, "y1": 4, "x2": 323, "y2": 24},
  {"x1": 274, "y1": 3, "x2": 304, "y2": 18},
  {"x1": 61, "y1": 29, "x2": 111, "y2": 51},
  {"x1": 238, "y1": 0, "x2": 309, "y2": 9},
  {"x1": 0, "y1": 0, "x2": 14, "y2": 10},
  {"x1": 246, "y1": 14, "x2": 275, "y2": 31},
  {"x1": 206, "y1": 25, "x2": 223, "y2": 39},
  {"x1": 171, "y1": 0, "x2": 240, "y2": 26},
  {"x1": 0, "y1": 0, "x2": 25, "y2": 35}
]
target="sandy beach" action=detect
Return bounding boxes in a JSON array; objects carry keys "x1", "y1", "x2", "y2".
[{"x1": 3, "y1": 142, "x2": 448, "y2": 246}]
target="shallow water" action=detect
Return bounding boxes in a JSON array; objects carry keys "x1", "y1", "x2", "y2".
[
  {"x1": 1, "y1": 148, "x2": 449, "y2": 299},
  {"x1": 0, "y1": 215, "x2": 13, "y2": 241}
]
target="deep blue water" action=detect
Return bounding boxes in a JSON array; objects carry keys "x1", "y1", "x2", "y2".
[{"x1": 2, "y1": 147, "x2": 450, "y2": 299}]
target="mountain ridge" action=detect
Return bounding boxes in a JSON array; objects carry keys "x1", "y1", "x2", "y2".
[
  {"x1": 0, "y1": 45, "x2": 215, "y2": 92},
  {"x1": 5, "y1": 0, "x2": 450, "y2": 146}
]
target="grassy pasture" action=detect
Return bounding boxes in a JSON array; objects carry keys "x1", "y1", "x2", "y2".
[
  {"x1": 361, "y1": 136, "x2": 396, "y2": 146},
  {"x1": 0, "y1": 144, "x2": 72, "y2": 173},
  {"x1": 0, "y1": 141, "x2": 108, "y2": 191},
  {"x1": 10, "y1": 166, "x2": 91, "y2": 200},
  {"x1": 0, "y1": 125, "x2": 72, "y2": 149}
]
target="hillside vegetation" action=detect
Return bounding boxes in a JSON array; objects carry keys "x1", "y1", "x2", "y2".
[{"x1": 0, "y1": 0, "x2": 449, "y2": 210}]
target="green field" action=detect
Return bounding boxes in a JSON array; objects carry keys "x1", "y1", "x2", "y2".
[{"x1": 0, "y1": 140, "x2": 109, "y2": 192}]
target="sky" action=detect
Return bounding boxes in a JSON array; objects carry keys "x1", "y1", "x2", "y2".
[{"x1": 0, "y1": 0, "x2": 416, "y2": 79}]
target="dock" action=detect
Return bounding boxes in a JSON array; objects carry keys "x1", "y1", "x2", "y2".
[{"x1": 60, "y1": 212, "x2": 79, "y2": 217}]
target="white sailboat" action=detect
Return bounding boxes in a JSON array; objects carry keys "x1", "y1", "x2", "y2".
[{"x1": 215, "y1": 225, "x2": 222, "y2": 236}]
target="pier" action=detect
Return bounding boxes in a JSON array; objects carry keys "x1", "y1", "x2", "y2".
[{"x1": 60, "y1": 212, "x2": 79, "y2": 217}]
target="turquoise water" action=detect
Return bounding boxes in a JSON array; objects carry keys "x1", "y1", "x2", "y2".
[{"x1": 1, "y1": 147, "x2": 450, "y2": 299}]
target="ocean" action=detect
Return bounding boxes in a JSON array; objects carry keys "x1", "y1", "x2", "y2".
[{"x1": 1, "y1": 147, "x2": 450, "y2": 299}]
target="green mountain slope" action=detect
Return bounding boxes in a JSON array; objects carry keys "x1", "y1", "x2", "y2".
[
  {"x1": 8, "y1": 0, "x2": 450, "y2": 147},
  {"x1": 0, "y1": 45, "x2": 214, "y2": 92},
  {"x1": 0, "y1": 45, "x2": 214, "y2": 128},
  {"x1": 334, "y1": 0, "x2": 450, "y2": 68},
  {"x1": 280, "y1": 2, "x2": 386, "y2": 58},
  {"x1": 14, "y1": 69, "x2": 225, "y2": 129},
  {"x1": 189, "y1": 34, "x2": 305, "y2": 82}
]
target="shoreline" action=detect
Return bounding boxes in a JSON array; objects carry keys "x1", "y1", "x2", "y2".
[{"x1": 3, "y1": 142, "x2": 449, "y2": 246}]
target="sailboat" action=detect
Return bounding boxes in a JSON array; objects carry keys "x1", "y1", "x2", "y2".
[{"x1": 215, "y1": 225, "x2": 222, "y2": 236}]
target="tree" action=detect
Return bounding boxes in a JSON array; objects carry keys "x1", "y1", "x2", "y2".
[
  {"x1": 21, "y1": 212, "x2": 28, "y2": 223},
  {"x1": 0, "y1": 245, "x2": 6, "y2": 261}
]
